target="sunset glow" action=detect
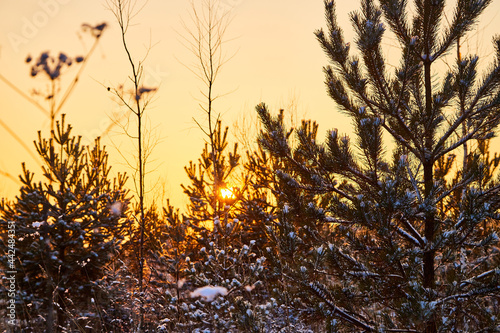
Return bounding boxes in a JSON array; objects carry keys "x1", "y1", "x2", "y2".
[
  {"x1": 0, "y1": 0, "x2": 499, "y2": 210},
  {"x1": 219, "y1": 187, "x2": 235, "y2": 201}
]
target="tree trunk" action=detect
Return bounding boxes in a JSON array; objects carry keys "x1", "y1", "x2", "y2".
[
  {"x1": 45, "y1": 242, "x2": 55, "y2": 332},
  {"x1": 423, "y1": 160, "x2": 437, "y2": 333},
  {"x1": 422, "y1": 0, "x2": 437, "y2": 325},
  {"x1": 46, "y1": 286, "x2": 55, "y2": 333},
  {"x1": 423, "y1": 160, "x2": 435, "y2": 289}
]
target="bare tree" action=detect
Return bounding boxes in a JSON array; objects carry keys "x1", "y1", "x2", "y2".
[
  {"x1": 106, "y1": 1, "x2": 157, "y2": 328},
  {"x1": 180, "y1": 0, "x2": 236, "y2": 215}
]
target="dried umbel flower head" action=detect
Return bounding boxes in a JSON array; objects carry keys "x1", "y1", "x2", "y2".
[
  {"x1": 135, "y1": 86, "x2": 157, "y2": 100},
  {"x1": 26, "y1": 51, "x2": 84, "y2": 80},
  {"x1": 81, "y1": 22, "x2": 107, "y2": 38}
]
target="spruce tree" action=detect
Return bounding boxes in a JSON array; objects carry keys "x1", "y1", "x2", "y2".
[
  {"x1": 256, "y1": 0, "x2": 500, "y2": 331},
  {"x1": 0, "y1": 115, "x2": 130, "y2": 331}
]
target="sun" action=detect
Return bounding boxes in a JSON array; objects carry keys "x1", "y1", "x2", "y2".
[{"x1": 220, "y1": 187, "x2": 236, "y2": 200}]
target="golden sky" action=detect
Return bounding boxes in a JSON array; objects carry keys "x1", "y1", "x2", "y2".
[{"x1": 1, "y1": 0, "x2": 499, "y2": 209}]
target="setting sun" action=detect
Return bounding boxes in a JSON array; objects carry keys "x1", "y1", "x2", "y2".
[{"x1": 219, "y1": 187, "x2": 235, "y2": 200}]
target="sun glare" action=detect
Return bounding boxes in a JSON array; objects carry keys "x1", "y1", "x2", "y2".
[{"x1": 220, "y1": 187, "x2": 235, "y2": 200}]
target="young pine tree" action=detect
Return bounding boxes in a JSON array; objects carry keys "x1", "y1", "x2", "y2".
[
  {"x1": 176, "y1": 120, "x2": 270, "y2": 332},
  {"x1": 257, "y1": 0, "x2": 500, "y2": 331},
  {"x1": 0, "y1": 115, "x2": 130, "y2": 332}
]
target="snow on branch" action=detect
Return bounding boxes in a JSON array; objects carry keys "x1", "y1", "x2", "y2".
[
  {"x1": 396, "y1": 226, "x2": 423, "y2": 247},
  {"x1": 402, "y1": 155, "x2": 423, "y2": 203},
  {"x1": 307, "y1": 281, "x2": 375, "y2": 332},
  {"x1": 459, "y1": 268, "x2": 500, "y2": 288},
  {"x1": 190, "y1": 285, "x2": 228, "y2": 302}
]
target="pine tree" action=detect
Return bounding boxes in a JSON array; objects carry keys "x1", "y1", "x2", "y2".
[
  {"x1": 182, "y1": 120, "x2": 240, "y2": 227},
  {"x1": 256, "y1": 0, "x2": 500, "y2": 331},
  {"x1": 0, "y1": 115, "x2": 130, "y2": 331},
  {"x1": 141, "y1": 113, "x2": 283, "y2": 332},
  {"x1": 166, "y1": 120, "x2": 271, "y2": 332}
]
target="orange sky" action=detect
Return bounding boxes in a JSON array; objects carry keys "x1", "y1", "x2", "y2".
[{"x1": 1, "y1": 0, "x2": 499, "y2": 210}]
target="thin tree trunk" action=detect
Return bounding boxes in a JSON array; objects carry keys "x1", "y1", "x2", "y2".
[
  {"x1": 138, "y1": 103, "x2": 145, "y2": 331},
  {"x1": 138, "y1": 104, "x2": 144, "y2": 294},
  {"x1": 47, "y1": 291, "x2": 54, "y2": 333},
  {"x1": 115, "y1": 0, "x2": 147, "y2": 326},
  {"x1": 422, "y1": 2, "x2": 437, "y2": 330},
  {"x1": 45, "y1": 222, "x2": 55, "y2": 333},
  {"x1": 423, "y1": 161, "x2": 435, "y2": 291},
  {"x1": 423, "y1": 59, "x2": 435, "y2": 292}
]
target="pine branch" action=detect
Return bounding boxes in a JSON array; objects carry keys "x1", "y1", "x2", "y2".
[{"x1": 307, "y1": 280, "x2": 375, "y2": 332}]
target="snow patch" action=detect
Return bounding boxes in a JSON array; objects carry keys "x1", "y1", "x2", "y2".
[
  {"x1": 190, "y1": 286, "x2": 228, "y2": 302},
  {"x1": 244, "y1": 284, "x2": 255, "y2": 292},
  {"x1": 110, "y1": 202, "x2": 123, "y2": 215},
  {"x1": 32, "y1": 221, "x2": 44, "y2": 228}
]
